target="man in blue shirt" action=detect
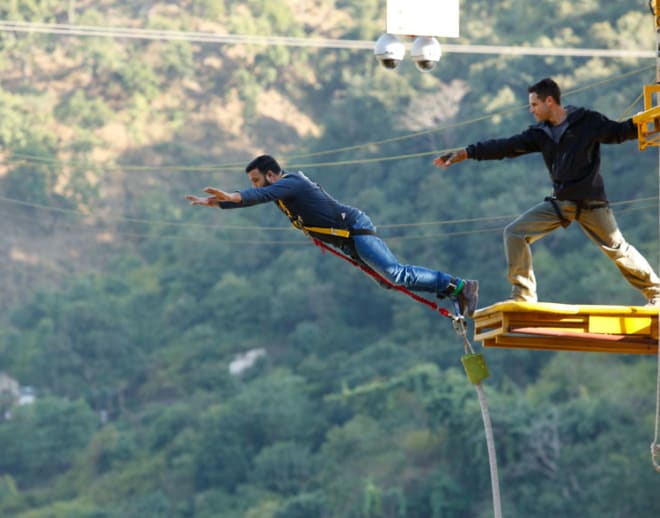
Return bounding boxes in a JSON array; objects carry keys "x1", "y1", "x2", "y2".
[
  {"x1": 186, "y1": 155, "x2": 479, "y2": 316},
  {"x1": 435, "y1": 77, "x2": 660, "y2": 306}
]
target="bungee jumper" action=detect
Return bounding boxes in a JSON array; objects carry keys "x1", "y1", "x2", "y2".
[
  {"x1": 185, "y1": 154, "x2": 479, "y2": 317},
  {"x1": 434, "y1": 77, "x2": 660, "y2": 307}
]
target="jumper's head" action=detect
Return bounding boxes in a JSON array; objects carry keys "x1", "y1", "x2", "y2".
[{"x1": 245, "y1": 155, "x2": 282, "y2": 187}]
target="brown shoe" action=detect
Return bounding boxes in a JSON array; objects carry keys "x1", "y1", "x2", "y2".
[{"x1": 456, "y1": 280, "x2": 479, "y2": 317}]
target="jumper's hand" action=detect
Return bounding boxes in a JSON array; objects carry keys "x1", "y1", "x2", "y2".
[
  {"x1": 185, "y1": 195, "x2": 219, "y2": 207},
  {"x1": 433, "y1": 149, "x2": 467, "y2": 168},
  {"x1": 203, "y1": 187, "x2": 240, "y2": 203}
]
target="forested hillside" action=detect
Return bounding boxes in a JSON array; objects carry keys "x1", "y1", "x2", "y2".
[{"x1": 0, "y1": 1, "x2": 659, "y2": 517}]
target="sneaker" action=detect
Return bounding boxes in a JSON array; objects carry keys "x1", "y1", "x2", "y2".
[{"x1": 455, "y1": 280, "x2": 479, "y2": 317}]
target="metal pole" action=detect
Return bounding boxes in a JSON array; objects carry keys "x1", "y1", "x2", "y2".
[{"x1": 652, "y1": 0, "x2": 660, "y2": 473}]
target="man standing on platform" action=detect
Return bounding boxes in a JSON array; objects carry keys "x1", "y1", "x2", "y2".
[{"x1": 434, "y1": 77, "x2": 660, "y2": 306}]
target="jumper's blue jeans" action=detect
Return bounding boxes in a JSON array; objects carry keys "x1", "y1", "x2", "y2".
[{"x1": 350, "y1": 212, "x2": 454, "y2": 296}]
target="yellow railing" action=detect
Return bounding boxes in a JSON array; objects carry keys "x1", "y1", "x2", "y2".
[{"x1": 633, "y1": 84, "x2": 660, "y2": 150}]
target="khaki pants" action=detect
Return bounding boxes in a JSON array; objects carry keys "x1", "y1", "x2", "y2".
[{"x1": 504, "y1": 199, "x2": 660, "y2": 303}]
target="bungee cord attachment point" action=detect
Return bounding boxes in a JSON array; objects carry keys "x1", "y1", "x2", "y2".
[{"x1": 310, "y1": 236, "x2": 503, "y2": 517}]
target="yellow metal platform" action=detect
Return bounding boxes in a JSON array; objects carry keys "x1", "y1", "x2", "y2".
[
  {"x1": 632, "y1": 84, "x2": 660, "y2": 150},
  {"x1": 473, "y1": 302, "x2": 658, "y2": 354}
]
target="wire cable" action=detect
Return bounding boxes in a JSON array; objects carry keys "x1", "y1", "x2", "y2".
[
  {"x1": 0, "y1": 192, "x2": 654, "y2": 235},
  {"x1": 0, "y1": 20, "x2": 654, "y2": 59},
  {"x1": 2, "y1": 62, "x2": 653, "y2": 174}
]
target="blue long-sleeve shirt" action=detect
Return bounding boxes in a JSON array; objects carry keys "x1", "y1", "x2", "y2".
[{"x1": 219, "y1": 170, "x2": 362, "y2": 230}]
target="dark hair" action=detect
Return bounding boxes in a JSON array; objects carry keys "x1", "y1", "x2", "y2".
[
  {"x1": 528, "y1": 77, "x2": 561, "y2": 105},
  {"x1": 245, "y1": 155, "x2": 281, "y2": 175}
]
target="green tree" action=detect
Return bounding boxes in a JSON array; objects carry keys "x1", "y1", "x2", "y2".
[
  {"x1": 0, "y1": 397, "x2": 96, "y2": 484},
  {"x1": 12, "y1": 275, "x2": 148, "y2": 414},
  {"x1": 249, "y1": 441, "x2": 315, "y2": 495},
  {"x1": 3, "y1": 135, "x2": 60, "y2": 210},
  {"x1": 54, "y1": 91, "x2": 113, "y2": 128},
  {"x1": 274, "y1": 492, "x2": 326, "y2": 518},
  {"x1": 195, "y1": 372, "x2": 322, "y2": 491}
]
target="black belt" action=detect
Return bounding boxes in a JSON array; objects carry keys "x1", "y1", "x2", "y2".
[
  {"x1": 544, "y1": 197, "x2": 609, "y2": 227},
  {"x1": 308, "y1": 227, "x2": 377, "y2": 260},
  {"x1": 576, "y1": 200, "x2": 609, "y2": 210},
  {"x1": 350, "y1": 228, "x2": 377, "y2": 236}
]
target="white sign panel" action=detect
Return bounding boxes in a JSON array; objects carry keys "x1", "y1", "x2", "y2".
[{"x1": 386, "y1": 0, "x2": 459, "y2": 38}]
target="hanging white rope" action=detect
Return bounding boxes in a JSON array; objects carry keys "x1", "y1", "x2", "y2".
[
  {"x1": 653, "y1": 142, "x2": 660, "y2": 473},
  {"x1": 475, "y1": 382, "x2": 502, "y2": 516},
  {"x1": 652, "y1": 334, "x2": 660, "y2": 471},
  {"x1": 650, "y1": 0, "x2": 660, "y2": 473},
  {"x1": 453, "y1": 315, "x2": 503, "y2": 518}
]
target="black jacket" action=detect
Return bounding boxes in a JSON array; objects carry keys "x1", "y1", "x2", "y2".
[{"x1": 465, "y1": 106, "x2": 637, "y2": 201}]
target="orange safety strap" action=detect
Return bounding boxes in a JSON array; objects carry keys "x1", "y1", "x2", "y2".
[{"x1": 310, "y1": 238, "x2": 455, "y2": 320}]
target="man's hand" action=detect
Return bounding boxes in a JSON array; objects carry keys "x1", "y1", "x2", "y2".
[
  {"x1": 185, "y1": 195, "x2": 220, "y2": 207},
  {"x1": 185, "y1": 187, "x2": 242, "y2": 206},
  {"x1": 203, "y1": 187, "x2": 241, "y2": 203},
  {"x1": 433, "y1": 149, "x2": 468, "y2": 168}
]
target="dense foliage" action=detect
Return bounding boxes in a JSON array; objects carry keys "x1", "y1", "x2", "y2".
[{"x1": 0, "y1": 1, "x2": 659, "y2": 517}]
